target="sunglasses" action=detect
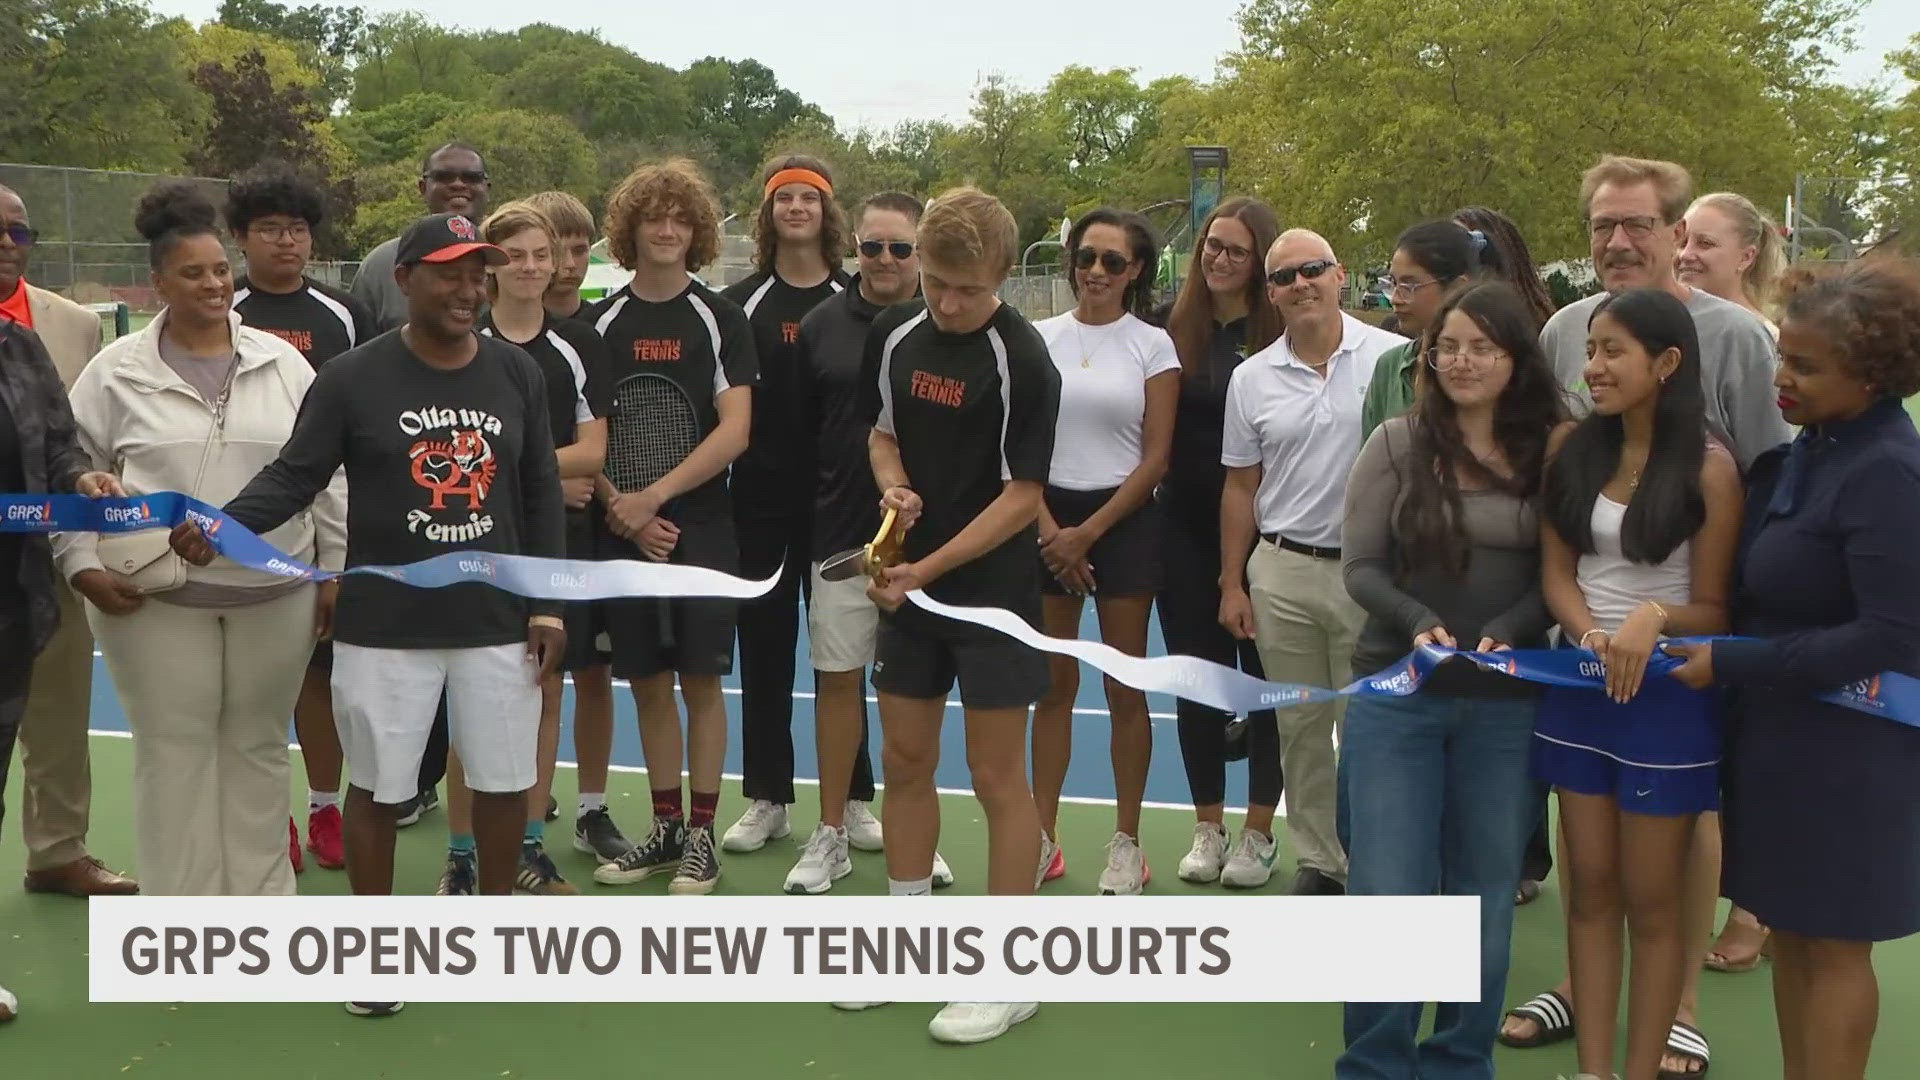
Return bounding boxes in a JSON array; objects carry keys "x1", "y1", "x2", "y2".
[
  {"x1": 423, "y1": 170, "x2": 488, "y2": 185},
  {"x1": 0, "y1": 223, "x2": 37, "y2": 247},
  {"x1": 1267, "y1": 259, "x2": 1337, "y2": 287},
  {"x1": 1073, "y1": 248, "x2": 1132, "y2": 275},
  {"x1": 858, "y1": 239, "x2": 915, "y2": 260}
]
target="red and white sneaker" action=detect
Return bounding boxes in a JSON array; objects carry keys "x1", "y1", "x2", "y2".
[
  {"x1": 307, "y1": 805, "x2": 345, "y2": 870},
  {"x1": 287, "y1": 817, "x2": 304, "y2": 874},
  {"x1": 1036, "y1": 835, "x2": 1065, "y2": 888}
]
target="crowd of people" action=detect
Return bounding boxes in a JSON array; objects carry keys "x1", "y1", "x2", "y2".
[{"x1": 0, "y1": 143, "x2": 1915, "y2": 1079}]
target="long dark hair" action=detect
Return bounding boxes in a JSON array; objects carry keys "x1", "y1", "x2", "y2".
[
  {"x1": 1066, "y1": 207, "x2": 1159, "y2": 318},
  {"x1": 1453, "y1": 206, "x2": 1557, "y2": 327},
  {"x1": 1394, "y1": 281, "x2": 1565, "y2": 574},
  {"x1": 1542, "y1": 288, "x2": 1706, "y2": 563},
  {"x1": 1395, "y1": 219, "x2": 1478, "y2": 296},
  {"x1": 1166, "y1": 196, "x2": 1283, "y2": 378},
  {"x1": 752, "y1": 153, "x2": 848, "y2": 275}
]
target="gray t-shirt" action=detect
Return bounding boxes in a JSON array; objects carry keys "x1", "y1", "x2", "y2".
[
  {"x1": 348, "y1": 235, "x2": 406, "y2": 334},
  {"x1": 1540, "y1": 286, "x2": 1790, "y2": 471},
  {"x1": 1341, "y1": 416, "x2": 1552, "y2": 691}
]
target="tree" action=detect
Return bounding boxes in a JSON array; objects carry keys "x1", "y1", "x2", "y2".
[
  {"x1": 214, "y1": 0, "x2": 364, "y2": 108},
  {"x1": 335, "y1": 92, "x2": 469, "y2": 167},
  {"x1": 933, "y1": 75, "x2": 1069, "y2": 248},
  {"x1": 684, "y1": 57, "x2": 830, "y2": 191},
  {"x1": 348, "y1": 11, "x2": 487, "y2": 111},
  {"x1": 1878, "y1": 39, "x2": 1920, "y2": 252},
  {"x1": 187, "y1": 48, "x2": 329, "y2": 178},
  {"x1": 495, "y1": 50, "x2": 690, "y2": 145}
]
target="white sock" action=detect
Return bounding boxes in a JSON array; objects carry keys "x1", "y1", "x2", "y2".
[
  {"x1": 577, "y1": 793, "x2": 606, "y2": 815},
  {"x1": 309, "y1": 790, "x2": 339, "y2": 811},
  {"x1": 887, "y1": 877, "x2": 932, "y2": 897}
]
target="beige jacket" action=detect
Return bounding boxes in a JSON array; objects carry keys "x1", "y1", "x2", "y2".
[
  {"x1": 54, "y1": 308, "x2": 348, "y2": 585},
  {"x1": 25, "y1": 283, "x2": 103, "y2": 390}
]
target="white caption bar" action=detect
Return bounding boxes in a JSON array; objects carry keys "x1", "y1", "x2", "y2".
[{"x1": 89, "y1": 896, "x2": 1478, "y2": 1004}]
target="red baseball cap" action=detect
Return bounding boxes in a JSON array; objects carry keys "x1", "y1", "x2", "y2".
[{"x1": 397, "y1": 213, "x2": 507, "y2": 267}]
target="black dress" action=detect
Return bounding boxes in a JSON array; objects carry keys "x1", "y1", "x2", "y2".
[{"x1": 1717, "y1": 398, "x2": 1920, "y2": 941}]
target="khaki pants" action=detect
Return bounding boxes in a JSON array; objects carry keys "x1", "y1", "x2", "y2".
[
  {"x1": 89, "y1": 586, "x2": 316, "y2": 897},
  {"x1": 18, "y1": 583, "x2": 95, "y2": 871},
  {"x1": 1246, "y1": 540, "x2": 1365, "y2": 881}
]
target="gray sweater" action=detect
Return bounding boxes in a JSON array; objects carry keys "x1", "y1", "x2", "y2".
[
  {"x1": 1341, "y1": 416, "x2": 1552, "y2": 692},
  {"x1": 1541, "y1": 286, "x2": 1790, "y2": 471},
  {"x1": 348, "y1": 236, "x2": 406, "y2": 334}
]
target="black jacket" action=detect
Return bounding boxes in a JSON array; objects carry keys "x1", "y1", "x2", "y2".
[{"x1": 0, "y1": 319, "x2": 95, "y2": 653}]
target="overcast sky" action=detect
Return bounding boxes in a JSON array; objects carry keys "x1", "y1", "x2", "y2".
[{"x1": 146, "y1": 0, "x2": 1919, "y2": 131}]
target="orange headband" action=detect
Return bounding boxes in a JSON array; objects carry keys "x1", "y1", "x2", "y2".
[{"x1": 765, "y1": 168, "x2": 832, "y2": 198}]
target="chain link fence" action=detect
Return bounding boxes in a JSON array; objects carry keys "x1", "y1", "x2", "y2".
[{"x1": 1790, "y1": 175, "x2": 1917, "y2": 265}]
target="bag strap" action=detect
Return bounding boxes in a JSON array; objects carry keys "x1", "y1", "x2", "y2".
[{"x1": 183, "y1": 350, "x2": 241, "y2": 500}]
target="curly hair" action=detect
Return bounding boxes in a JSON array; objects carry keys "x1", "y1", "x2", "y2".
[
  {"x1": 225, "y1": 161, "x2": 326, "y2": 236},
  {"x1": 603, "y1": 158, "x2": 722, "y2": 273},
  {"x1": 752, "y1": 153, "x2": 847, "y2": 274},
  {"x1": 1777, "y1": 258, "x2": 1920, "y2": 399},
  {"x1": 134, "y1": 180, "x2": 222, "y2": 269}
]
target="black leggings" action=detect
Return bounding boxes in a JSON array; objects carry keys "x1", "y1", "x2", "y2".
[{"x1": 1156, "y1": 505, "x2": 1282, "y2": 808}]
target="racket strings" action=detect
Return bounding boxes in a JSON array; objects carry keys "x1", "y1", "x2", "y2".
[{"x1": 606, "y1": 377, "x2": 701, "y2": 493}]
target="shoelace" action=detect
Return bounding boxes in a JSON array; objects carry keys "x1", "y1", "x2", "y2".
[
  {"x1": 681, "y1": 830, "x2": 716, "y2": 878},
  {"x1": 617, "y1": 820, "x2": 674, "y2": 869},
  {"x1": 800, "y1": 827, "x2": 841, "y2": 862},
  {"x1": 740, "y1": 800, "x2": 778, "y2": 826},
  {"x1": 1105, "y1": 836, "x2": 1140, "y2": 871}
]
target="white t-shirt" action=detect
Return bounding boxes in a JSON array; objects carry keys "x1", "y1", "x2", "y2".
[
  {"x1": 1222, "y1": 312, "x2": 1408, "y2": 547},
  {"x1": 1036, "y1": 311, "x2": 1181, "y2": 490}
]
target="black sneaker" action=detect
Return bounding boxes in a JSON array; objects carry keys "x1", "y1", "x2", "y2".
[
  {"x1": 437, "y1": 851, "x2": 476, "y2": 896},
  {"x1": 545, "y1": 796, "x2": 559, "y2": 822},
  {"x1": 515, "y1": 843, "x2": 577, "y2": 895},
  {"x1": 573, "y1": 806, "x2": 633, "y2": 865},
  {"x1": 1289, "y1": 867, "x2": 1345, "y2": 896},
  {"x1": 670, "y1": 823, "x2": 720, "y2": 895},
  {"x1": 396, "y1": 787, "x2": 440, "y2": 829},
  {"x1": 345, "y1": 1001, "x2": 404, "y2": 1017},
  {"x1": 592, "y1": 817, "x2": 684, "y2": 886}
]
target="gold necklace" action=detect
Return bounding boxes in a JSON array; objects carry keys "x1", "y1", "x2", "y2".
[{"x1": 1075, "y1": 316, "x2": 1116, "y2": 368}]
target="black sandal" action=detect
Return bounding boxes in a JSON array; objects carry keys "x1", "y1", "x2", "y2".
[
  {"x1": 1497, "y1": 990, "x2": 1574, "y2": 1048},
  {"x1": 1658, "y1": 1021, "x2": 1710, "y2": 1078}
]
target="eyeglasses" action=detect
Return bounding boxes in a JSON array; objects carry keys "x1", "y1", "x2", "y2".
[
  {"x1": 424, "y1": 170, "x2": 488, "y2": 185},
  {"x1": 1427, "y1": 340, "x2": 1508, "y2": 370},
  {"x1": 1073, "y1": 248, "x2": 1132, "y2": 275},
  {"x1": 1267, "y1": 259, "x2": 1337, "y2": 287},
  {"x1": 0, "y1": 223, "x2": 37, "y2": 247},
  {"x1": 1202, "y1": 236, "x2": 1252, "y2": 265},
  {"x1": 858, "y1": 239, "x2": 914, "y2": 260},
  {"x1": 252, "y1": 222, "x2": 311, "y2": 242},
  {"x1": 1380, "y1": 275, "x2": 1442, "y2": 299},
  {"x1": 1587, "y1": 215, "x2": 1661, "y2": 240}
]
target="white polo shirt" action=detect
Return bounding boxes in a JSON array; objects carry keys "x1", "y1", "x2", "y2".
[{"x1": 1221, "y1": 311, "x2": 1408, "y2": 548}]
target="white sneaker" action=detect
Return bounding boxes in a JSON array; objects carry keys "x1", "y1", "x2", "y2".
[
  {"x1": 832, "y1": 1001, "x2": 889, "y2": 1011},
  {"x1": 1036, "y1": 833, "x2": 1063, "y2": 889},
  {"x1": 0, "y1": 981, "x2": 16, "y2": 1022},
  {"x1": 785, "y1": 824, "x2": 852, "y2": 895},
  {"x1": 721, "y1": 800, "x2": 790, "y2": 852},
  {"x1": 844, "y1": 800, "x2": 884, "y2": 851},
  {"x1": 929, "y1": 1001, "x2": 1037, "y2": 1043},
  {"x1": 1177, "y1": 821, "x2": 1229, "y2": 883},
  {"x1": 1221, "y1": 828, "x2": 1278, "y2": 889},
  {"x1": 1097, "y1": 832, "x2": 1148, "y2": 895},
  {"x1": 932, "y1": 851, "x2": 954, "y2": 888}
]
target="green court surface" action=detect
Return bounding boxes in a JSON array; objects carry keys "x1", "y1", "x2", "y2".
[{"x1": 5, "y1": 737, "x2": 1920, "y2": 1077}]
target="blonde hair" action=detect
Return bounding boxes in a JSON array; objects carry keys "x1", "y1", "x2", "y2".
[
  {"x1": 603, "y1": 158, "x2": 722, "y2": 273},
  {"x1": 523, "y1": 190, "x2": 595, "y2": 240},
  {"x1": 1688, "y1": 191, "x2": 1786, "y2": 310},
  {"x1": 478, "y1": 202, "x2": 557, "y2": 300},
  {"x1": 917, "y1": 186, "x2": 1018, "y2": 278},
  {"x1": 1580, "y1": 155, "x2": 1693, "y2": 224}
]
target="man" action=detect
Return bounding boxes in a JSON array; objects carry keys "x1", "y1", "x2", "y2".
[
  {"x1": 173, "y1": 213, "x2": 567, "y2": 1019},
  {"x1": 226, "y1": 162, "x2": 374, "y2": 874},
  {"x1": 1218, "y1": 229, "x2": 1406, "y2": 897},
  {"x1": 584, "y1": 159, "x2": 755, "y2": 897},
  {"x1": 0, "y1": 184, "x2": 138, "y2": 900},
  {"x1": 1542, "y1": 155, "x2": 1789, "y2": 469},
  {"x1": 831, "y1": 186, "x2": 1058, "y2": 1045},
  {"x1": 718, "y1": 155, "x2": 857, "y2": 854},
  {"x1": 782, "y1": 191, "x2": 950, "y2": 895},
  {"x1": 521, "y1": 188, "x2": 627, "y2": 862},
  {"x1": 347, "y1": 142, "x2": 491, "y2": 828}
]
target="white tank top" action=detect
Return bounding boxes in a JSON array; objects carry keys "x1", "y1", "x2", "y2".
[{"x1": 1576, "y1": 493, "x2": 1691, "y2": 633}]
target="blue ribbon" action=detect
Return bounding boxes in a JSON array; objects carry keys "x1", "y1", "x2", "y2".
[{"x1": 11, "y1": 492, "x2": 1917, "y2": 727}]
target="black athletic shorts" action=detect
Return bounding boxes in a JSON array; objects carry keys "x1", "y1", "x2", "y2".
[
  {"x1": 595, "y1": 503, "x2": 738, "y2": 680},
  {"x1": 1038, "y1": 484, "x2": 1163, "y2": 598},
  {"x1": 562, "y1": 507, "x2": 609, "y2": 673},
  {"x1": 872, "y1": 595, "x2": 1050, "y2": 710}
]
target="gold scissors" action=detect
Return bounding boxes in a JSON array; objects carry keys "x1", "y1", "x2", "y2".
[{"x1": 818, "y1": 507, "x2": 905, "y2": 587}]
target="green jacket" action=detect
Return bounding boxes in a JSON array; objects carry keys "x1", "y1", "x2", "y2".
[{"x1": 1360, "y1": 340, "x2": 1420, "y2": 444}]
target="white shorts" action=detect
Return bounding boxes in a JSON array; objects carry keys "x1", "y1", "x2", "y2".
[
  {"x1": 808, "y1": 561, "x2": 879, "y2": 672},
  {"x1": 331, "y1": 642, "x2": 541, "y2": 804}
]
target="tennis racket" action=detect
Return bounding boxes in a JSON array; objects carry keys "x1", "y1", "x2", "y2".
[{"x1": 605, "y1": 371, "x2": 703, "y2": 646}]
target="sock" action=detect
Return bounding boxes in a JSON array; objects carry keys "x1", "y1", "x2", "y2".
[
  {"x1": 577, "y1": 792, "x2": 606, "y2": 816},
  {"x1": 689, "y1": 790, "x2": 719, "y2": 829},
  {"x1": 308, "y1": 790, "x2": 339, "y2": 811},
  {"x1": 651, "y1": 786, "x2": 683, "y2": 821},
  {"x1": 888, "y1": 877, "x2": 933, "y2": 897},
  {"x1": 448, "y1": 834, "x2": 476, "y2": 857},
  {"x1": 524, "y1": 820, "x2": 545, "y2": 846}
]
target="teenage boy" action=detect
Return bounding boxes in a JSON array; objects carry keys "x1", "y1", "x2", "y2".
[{"x1": 832, "y1": 186, "x2": 1059, "y2": 1044}]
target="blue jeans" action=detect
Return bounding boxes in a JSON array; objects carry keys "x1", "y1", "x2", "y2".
[{"x1": 1335, "y1": 692, "x2": 1538, "y2": 1080}]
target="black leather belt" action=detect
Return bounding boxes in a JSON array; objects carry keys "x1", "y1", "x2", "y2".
[{"x1": 1261, "y1": 533, "x2": 1341, "y2": 560}]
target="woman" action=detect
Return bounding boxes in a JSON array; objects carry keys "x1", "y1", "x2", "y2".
[
  {"x1": 1679, "y1": 192, "x2": 1785, "y2": 337},
  {"x1": 1153, "y1": 196, "x2": 1284, "y2": 888},
  {"x1": 0, "y1": 319, "x2": 122, "y2": 1021},
  {"x1": 55, "y1": 182, "x2": 346, "y2": 897},
  {"x1": 1666, "y1": 259, "x2": 1920, "y2": 1080},
  {"x1": 470, "y1": 201, "x2": 610, "y2": 896},
  {"x1": 1337, "y1": 280, "x2": 1565, "y2": 1078},
  {"x1": 1359, "y1": 220, "x2": 1480, "y2": 442},
  {"x1": 1453, "y1": 206, "x2": 1559, "y2": 328},
  {"x1": 1031, "y1": 208, "x2": 1178, "y2": 895},
  {"x1": 1534, "y1": 288, "x2": 1743, "y2": 1080}
]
